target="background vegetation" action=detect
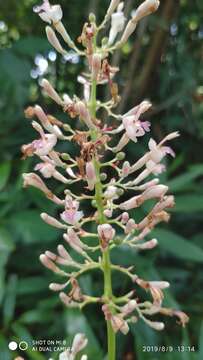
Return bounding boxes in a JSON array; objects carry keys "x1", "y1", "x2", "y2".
[{"x1": 0, "y1": 0, "x2": 203, "y2": 359}]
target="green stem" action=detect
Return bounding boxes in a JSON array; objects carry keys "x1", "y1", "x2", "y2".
[{"x1": 90, "y1": 77, "x2": 116, "y2": 360}]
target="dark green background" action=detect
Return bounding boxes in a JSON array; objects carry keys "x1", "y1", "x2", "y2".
[{"x1": 0, "y1": 0, "x2": 203, "y2": 359}]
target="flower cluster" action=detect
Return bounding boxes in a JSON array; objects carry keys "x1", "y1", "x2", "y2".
[{"x1": 22, "y1": 0, "x2": 189, "y2": 357}]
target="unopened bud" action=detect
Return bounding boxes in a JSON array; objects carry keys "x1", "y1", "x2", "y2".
[
  {"x1": 121, "y1": 212, "x2": 129, "y2": 224},
  {"x1": 103, "y1": 209, "x2": 113, "y2": 218},
  {"x1": 98, "y1": 224, "x2": 115, "y2": 249},
  {"x1": 41, "y1": 78, "x2": 63, "y2": 106},
  {"x1": 89, "y1": 13, "x2": 96, "y2": 23},
  {"x1": 41, "y1": 213, "x2": 66, "y2": 229},
  {"x1": 86, "y1": 161, "x2": 97, "y2": 191},
  {"x1": 91, "y1": 200, "x2": 97, "y2": 208},
  {"x1": 117, "y1": 188, "x2": 124, "y2": 196},
  {"x1": 137, "y1": 238, "x2": 158, "y2": 250},
  {"x1": 113, "y1": 236, "x2": 123, "y2": 245},
  {"x1": 61, "y1": 153, "x2": 71, "y2": 160},
  {"x1": 39, "y1": 254, "x2": 60, "y2": 273},
  {"x1": 76, "y1": 101, "x2": 96, "y2": 129},
  {"x1": 116, "y1": 152, "x2": 125, "y2": 160},
  {"x1": 106, "y1": 0, "x2": 121, "y2": 19},
  {"x1": 133, "y1": 0, "x2": 160, "y2": 23},
  {"x1": 102, "y1": 37, "x2": 108, "y2": 46},
  {"x1": 54, "y1": 21, "x2": 75, "y2": 49},
  {"x1": 46, "y1": 26, "x2": 67, "y2": 55},
  {"x1": 100, "y1": 173, "x2": 107, "y2": 181}
]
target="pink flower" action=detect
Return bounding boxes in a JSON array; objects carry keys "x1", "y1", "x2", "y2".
[
  {"x1": 35, "y1": 162, "x2": 55, "y2": 178},
  {"x1": 33, "y1": 133, "x2": 57, "y2": 156},
  {"x1": 35, "y1": 162, "x2": 68, "y2": 183},
  {"x1": 22, "y1": 129, "x2": 57, "y2": 158},
  {"x1": 61, "y1": 196, "x2": 83, "y2": 225},
  {"x1": 33, "y1": 0, "x2": 63, "y2": 24},
  {"x1": 148, "y1": 138, "x2": 175, "y2": 163},
  {"x1": 123, "y1": 116, "x2": 151, "y2": 143}
]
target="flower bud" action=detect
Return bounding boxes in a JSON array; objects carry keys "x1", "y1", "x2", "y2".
[
  {"x1": 104, "y1": 185, "x2": 118, "y2": 200},
  {"x1": 49, "y1": 282, "x2": 67, "y2": 292},
  {"x1": 46, "y1": 26, "x2": 67, "y2": 55},
  {"x1": 86, "y1": 161, "x2": 97, "y2": 190},
  {"x1": 113, "y1": 236, "x2": 123, "y2": 245},
  {"x1": 121, "y1": 300, "x2": 137, "y2": 315},
  {"x1": 103, "y1": 209, "x2": 113, "y2": 218},
  {"x1": 125, "y1": 219, "x2": 136, "y2": 233},
  {"x1": 89, "y1": 13, "x2": 96, "y2": 23},
  {"x1": 121, "y1": 212, "x2": 129, "y2": 224},
  {"x1": 111, "y1": 315, "x2": 129, "y2": 335},
  {"x1": 144, "y1": 318, "x2": 165, "y2": 331},
  {"x1": 61, "y1": 153, "x2": 71, "y2": 160},
  {"x1": 41, "y1": 79, "x2": 63, "y2": 105},
  {"x1": 64, "y1": 229, "x2": 87, "y2": 255},
  {"x1": 117, "y1": 188, "x2": 124, "y2": 196},
  {"x1": 91, "y1": 199, "x2": 97, "y2": 208},
  {"x1": 98, "y1": 224, "x2": 115, "y2": 249},
  {"x1": 141, "y1": 185, "x2": 168, "y2": 202},
  {"x1": 76, "y1": 101, "x2": 96, "y2": 129},
  {"x1": 54, "y1": 21, "x2": 75, "y2": 49},
  {"x1": 71, "y1": 333, "x2": 88, "y2": 356},
  {"x1": 116, "y1": 152, "x2": 125, "y2": 160},
  {"x1": 137, "y1": 238, "x2": 158, "y2": 250},
  {"x1": 39, "y1": 254, "x2": 60, "y2": 273},
  {"x1": 106, "y1": 0, "x2": 121, "y2": 19},
  {"x1": 121, "y1": 161, "x2": 131, "y2": 177},
  {"x1": 133, "y1": 0, "x2": 160, "y2": 23},
  {"x1": 59, "y1": 292, "x2": 71, "y2": 306},
  {"x1": 100, "y1": 173, "x2": 107, "y2": 181},
  {"x1": 41, "y1": 213, "x2": 67, "y2": 229},
  {"x1": 23, "y1": 173, "x2": 50, "y2": 195}
]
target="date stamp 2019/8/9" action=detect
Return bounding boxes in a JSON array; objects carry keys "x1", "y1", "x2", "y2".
[{"x1": 142, "y1": 345, "x2": 196, "y2": 353}]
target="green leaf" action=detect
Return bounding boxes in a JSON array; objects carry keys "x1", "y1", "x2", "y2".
[
  {"x1": 3, "y1": 274, "x2": 18, "y2": 326},
  {"x1": 152, "y1": 229, "x2": 203, "y2": 263},
  {"x1": 10, "y1": 210, "x2": 59, "y2": 244},
  {"x1": 173, "y1": 195, "x2": 203, "y2": 212},
  {"x1": 17, "y1": 276, "x2": 48, "y2": 295},
  {"x1": 0, "y1": 335, "x2": 11, "y2": 360},
  {"x1": 0, "y1": 161, "x2": 11, "y2": 191},
  {"x1": 0, "y1": 227, "x2": 14, "y2": 253},
  {"x1": 199, "y1": 322, "x2": 203, "y2": 359},
  {"x1": 167, "y1": 164, "x2": 203, "y2": 192},
  {"x1": 13, "y1": 36, "x2": 51, "y2": 56}
]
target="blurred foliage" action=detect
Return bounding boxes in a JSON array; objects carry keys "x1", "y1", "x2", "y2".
[{"x1": 0, "y1": 0, "x2": 203, "y2": 359}]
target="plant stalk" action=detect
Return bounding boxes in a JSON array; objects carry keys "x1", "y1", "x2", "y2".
[{"x1": 90, "y1": 77, "x2": 116, "y2": 360}]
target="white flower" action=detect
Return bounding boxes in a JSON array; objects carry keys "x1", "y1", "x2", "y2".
[
  {"x1": 108, "y1": 2, "x2": 126, "y2": 45},
  {"x1": 34, "y1": 0, "x2": 63, "y2": 24}
]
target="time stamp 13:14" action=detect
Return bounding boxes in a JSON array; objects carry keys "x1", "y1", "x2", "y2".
[{"x1": 142, "y1": 346, "x2": 196, "y2": 353}]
